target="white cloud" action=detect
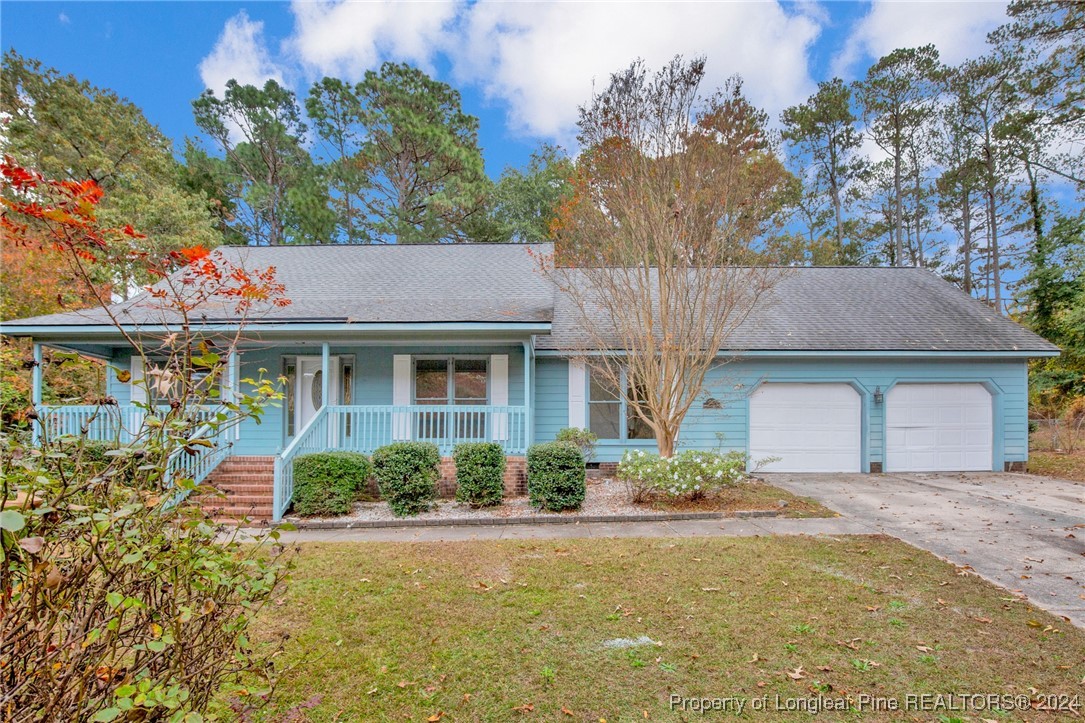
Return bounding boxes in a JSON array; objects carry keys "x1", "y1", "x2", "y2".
[
  {"x1": 453, "y1": 2, "x2": 823, "y2": 140},
  {"x1": 200, "y1": 2, "x2": 826, "y2": 143},
  {"x1": 287, "y1": 0, "x2": 459, "y2": 79},
  {"x1": 58, "y1": 12, "x2": 70, "y2": 25},
  {"x1": 833, "y1": 1, "x2": 1008, "y2": 78},
  {"x1": 199, "y1": 10, "x2": 284, "y2": 95}
]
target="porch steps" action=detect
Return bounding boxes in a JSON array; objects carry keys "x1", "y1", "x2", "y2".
[{"x1": 199, "y1": 455, "x2": 275, "y2": 525}]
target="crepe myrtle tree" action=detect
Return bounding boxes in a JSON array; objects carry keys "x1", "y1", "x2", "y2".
[
  {"x1": 536, "y1": 57, "x2": 792, "y2": 458},
  {"x1": 0, "y1": 157, "x2": 296, "y2": 720}
]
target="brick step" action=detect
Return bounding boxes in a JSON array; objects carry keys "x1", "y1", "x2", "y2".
[
  {"x1": 202, "y1": 503, "x2": 273, "y2": 515},
  {"x1": 207, "y1": 473, "x2": 274, "y2": 483},
  {"x1": 227, "y1": 456, "x2": 276, "y2": 463},
  {"x1": 212, "y1": 466, "x2": 274, "y2": 474},
  {"x1": 206, "y1": 483, "x2": 274, "y2": 494},
  {"x1": 201, "y1": 493, "x2": 271, "y2": 505}
]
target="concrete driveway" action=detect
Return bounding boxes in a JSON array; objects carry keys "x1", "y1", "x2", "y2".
[{"x1": 765, "y1": 472, "x2": 1085, "y2": 628}]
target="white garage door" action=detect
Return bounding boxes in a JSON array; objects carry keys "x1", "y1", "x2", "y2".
[
  {"x1": 749, "y1": 383, "x2": 862, "y2": 472},
  {"x1": 885, "y1": 383, "x2": 992, "y2": 472}
]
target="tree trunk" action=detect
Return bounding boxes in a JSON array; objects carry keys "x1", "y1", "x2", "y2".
[{"x1": 962, "y1": 188, "x2": 973, "y2": 295}]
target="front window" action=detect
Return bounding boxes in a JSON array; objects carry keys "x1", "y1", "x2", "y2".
[
  {"x1": 588, "y1": 367, "x2": 654, "y2": 441},
  {"x1": 414, "y1": 356, "x2": 489, "y2": 440}
]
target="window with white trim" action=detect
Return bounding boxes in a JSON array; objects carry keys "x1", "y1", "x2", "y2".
[{"x1": 587, "y1": 368, "x2": 654, "y2": 441}]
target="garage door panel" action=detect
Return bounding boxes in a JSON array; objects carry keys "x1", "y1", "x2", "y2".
[
  {"x1": 886, "y1": 383, "x2": 992, "y2": 472},
  {"x1": 749, "y1": 383, "x2": 861, "y2": 473}
]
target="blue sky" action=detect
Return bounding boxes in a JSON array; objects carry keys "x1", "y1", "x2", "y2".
[{"x1": 3, "y1": 1, "x2": 1012, "y2": 178}]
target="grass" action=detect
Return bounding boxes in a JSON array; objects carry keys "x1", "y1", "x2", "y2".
[
  {"x1": 1028, "y1": 450, "x2": 1085, "y2": 482},
  {"x1": 253, "y1": 536, "x2": 1084, "y2": 721},
  {"x1": 637, "y1": 480, "x2": 835, "y2": 517},
  {"x1": 1029, "y1": 424, "x2": 1085, "y2": 482}
]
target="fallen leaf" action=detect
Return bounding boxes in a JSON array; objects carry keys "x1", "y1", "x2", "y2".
[
  {"x1": 786, "y1": 666, "x2": 805, "y2": 680},
  {"x1": 18, "y1": 536, "x2": 44, "y2": 554},
  {"x1": 973, "y1": 616, "x2": 992, "y2": 624},
  {"x1": 511, "y1": 703, "x2": 534, "y2": 714},
  {"x1": 865, "y1": 605, "x2": 880, "y2": 612},
  {"x1": 427, "y1": 713, "x2": 444, "y2": 722},
  {"x1": 748, "y1": 653, "x2": 760, "y2": 663},
  {"x1": 396, "y1": 681, "x2": 412, "y2": 688},
  {"x1": 816, "y1": 665, "x2": 832, "y2": 672},
  {"x1": 701, "y1": 587, "x2": 720, "y2": 592},
  {"x1": 916, "y1": 645, "x2": 934, "y2": 653},
  {"x1": 561, "y1": 708, "x2": 574, "y2": 717}
]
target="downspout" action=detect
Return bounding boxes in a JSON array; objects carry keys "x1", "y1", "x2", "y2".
[{"x1": 31, "y1": 341, "x2": 42, "y2": 446}]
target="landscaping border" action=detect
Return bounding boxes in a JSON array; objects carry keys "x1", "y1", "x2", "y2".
[{"x1": 284, "y1": 509, "x2": 781, "y2": 529}]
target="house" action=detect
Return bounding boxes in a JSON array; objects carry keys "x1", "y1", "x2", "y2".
[{"x1": 1, "y1": 242, "x2": 1059, "y2": 521}]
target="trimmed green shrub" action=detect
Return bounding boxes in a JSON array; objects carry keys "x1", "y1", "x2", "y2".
[
  {"x1": 555, "y1": 427, "x2": 598, "y2": 461},
  {"x1": 454, "y1": 442, "x2": 506, "y2": 508},
  {"x1": 292, "y1": 451, "x2": 373, "y2": 516},
  {"x1": 527, "y1": 442, "x2": 585, "y2": 512},
  {"x1": 372, "y1": 441, "x2": 440, "y2": 517}
]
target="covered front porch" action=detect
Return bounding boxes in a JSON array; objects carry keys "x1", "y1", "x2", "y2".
[{"x1": 25, "y1": 328, "x2": 541, "y2": 521}]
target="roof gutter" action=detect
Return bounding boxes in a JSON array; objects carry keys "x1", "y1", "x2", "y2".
[
  {"x1": 0, "y1": 321, "x2": 552, "y2": 341},
  {"x1": 533, "y1": 348, "x2": 1060, "y2": 359}
]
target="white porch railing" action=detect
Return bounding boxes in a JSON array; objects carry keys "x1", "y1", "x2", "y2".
[
  {"x1": 38, "y1": 404, "x2": 219, "y2": 444},
  {"x1": 273, "y1": 404, "x2": 529, "y2": 520},
  {"x1": 163, "y1": 410, "x2": 233, "y2": 506}
]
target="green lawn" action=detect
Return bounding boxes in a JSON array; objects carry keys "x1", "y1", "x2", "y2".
[{"x1": 253, "y1": 536, "x2": 1084, "y2": 721}]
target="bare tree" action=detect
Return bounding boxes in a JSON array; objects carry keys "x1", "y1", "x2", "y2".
[{"x1": 538, "y1": 57, "x2": 792, "y2": 458}]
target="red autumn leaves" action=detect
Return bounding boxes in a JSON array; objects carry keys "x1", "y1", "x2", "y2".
[{"x1": 1, "y1": 156, "x2": 290, "y2": 315}]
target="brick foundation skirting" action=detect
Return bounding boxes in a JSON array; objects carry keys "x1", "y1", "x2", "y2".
[
  {"x1": 869, "y1": 462, "x2": 883, "y2": 473},
  {"x1": 437, "y1": 456, "x2": 527, "y2": 497},
  {"x1": 1004, "y1": 460, "x2": 1027, "y2": 473}
]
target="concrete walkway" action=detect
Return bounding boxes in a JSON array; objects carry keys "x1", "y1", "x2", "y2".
[
  {"x1": 266, "y1": 515, "x2": 869, "y2": 543},
  {"x1": 766, "y1": 472, "x2": 1085, "y2": 628}
]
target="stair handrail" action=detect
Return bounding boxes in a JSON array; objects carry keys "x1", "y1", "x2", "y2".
[
  {"x1": 162, "y1": 406, "x2": 232, "y2": 506},
  {"x1": 273, "y1": 405, "x2": 331, "y2": 521}
]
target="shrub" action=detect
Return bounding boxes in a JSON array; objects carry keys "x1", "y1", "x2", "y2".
[
  {"x1": 555, "y1": 427, "x2": 598, "y2": 461},
  {"x1": 527, "y1": 442, "x2": 585, "y2": 511},
  {"x1": 454, "y1": 442, "x2": 506, "y2": 507},
  {"x1": 617, "y1": 449, "x2": 748, "y2": 503},
  {"x1": 372, "y1": 441, "x2": 440, "y2": 516},
  {"x1": 292, "y1": 451, "x2": 373, "y2": 516}
]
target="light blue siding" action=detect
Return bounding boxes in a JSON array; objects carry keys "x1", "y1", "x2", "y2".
[
  {"x1": 533, "y1": 357, "x2": 569, "y2": 445},
  {"x1": 107, "y1": 350, "x2": 132, "y2": 405},
  {"x1": 531, "y1": 356, "x2": 1030, "y2": 470},
  {"x1": 102, "y1": 342, "x2": 1032, "y2": 471}
]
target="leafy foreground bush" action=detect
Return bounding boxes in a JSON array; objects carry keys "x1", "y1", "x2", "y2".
[
  {"x1": 453, "y1": 442, "x2": 505, "y2": 508},
  {"x1": 618, "y1": 449, "x2": 748, "y2": 503},
  {"x1": 0, "y1": 438, "x2": 293, "y2": 720},
  {"x1": 527, "y1": 442, "x2": 585, "y2": 512},
  {"x1": 554, "y1": 427, "x2": 598, "y2": 462},
  {"x1": 372, "y1": 442, "x2": 440, "y2": 516},
  {"x1": 292, "y1": 451, "x2": 373, "y2": 516}
]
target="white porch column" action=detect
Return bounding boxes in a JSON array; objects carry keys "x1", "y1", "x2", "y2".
[
  {"x1": 31, "y1": 342, "x2": 42, "y2": 445},
  {"x1": 227, "y1": 349, "x2": 240, "y2": 441},
  {"x1": 522, "y1": 340, "x2": 533, "y2": 450}
]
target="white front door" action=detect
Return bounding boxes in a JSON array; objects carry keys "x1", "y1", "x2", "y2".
[
  {"x1": 748, "y1": 383, "x2": 862, "y2": 473},
  {"x1": 885, "y1": 383, "x2": 993, "y2": 471},
  {"x1": 296, "y1": 356, "x2": 340, "y2": 433}
]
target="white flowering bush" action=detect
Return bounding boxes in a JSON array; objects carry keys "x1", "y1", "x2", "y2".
[{"x1": 617, "y1": 449, "x2": 749, "y2": 502}]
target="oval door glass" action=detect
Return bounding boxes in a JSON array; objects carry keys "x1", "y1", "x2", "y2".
[{"x1": 311, "y1": 370, "x2": 323, "y2": 409}]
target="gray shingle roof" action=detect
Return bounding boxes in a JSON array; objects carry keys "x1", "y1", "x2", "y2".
[
  {"x1": 1, "y1": 243, "x2": 1058, "y2": 354},
  {"x1": 3, "y1": 243, "x2": 555, "y2": 327},
  {"x1": 537, "y1": 265, "x2": 1058, "y2": 352}
]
